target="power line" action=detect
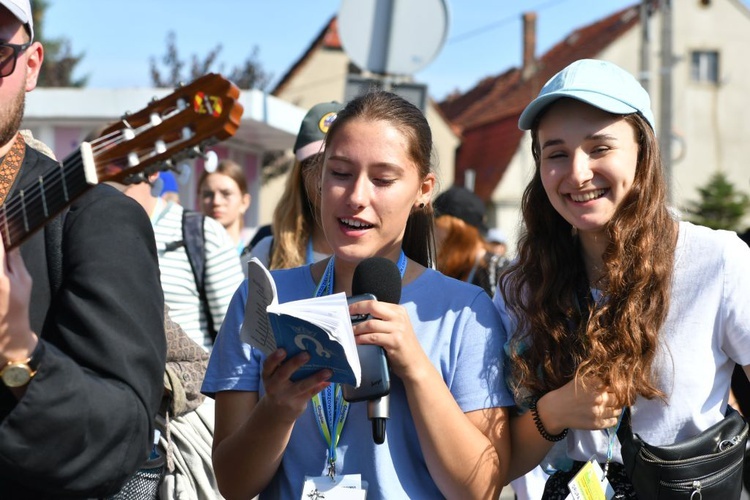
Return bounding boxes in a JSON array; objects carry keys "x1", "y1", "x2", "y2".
[{"x1": 447, "y1": 0, "x2": 575, "y2": 44}]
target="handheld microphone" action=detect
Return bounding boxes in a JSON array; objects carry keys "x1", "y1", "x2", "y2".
[{"x1": 344, "y1": 257, "x2": 402, "y2": 444}]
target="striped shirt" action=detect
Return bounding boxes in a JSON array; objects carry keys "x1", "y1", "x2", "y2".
[{"x1": 151, "y1": 199, "x2": 243, "y2": 350}]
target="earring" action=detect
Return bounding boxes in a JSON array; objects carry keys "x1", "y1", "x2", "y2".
[{"x1": 419, "y1": 202, "x2": 425, "y2": 208}]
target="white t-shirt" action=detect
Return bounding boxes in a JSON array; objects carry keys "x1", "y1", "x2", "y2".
[{"x1": 494, "y1": 221, "x2": 750, "y2": 466}]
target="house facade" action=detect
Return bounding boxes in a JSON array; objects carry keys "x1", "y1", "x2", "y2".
[
  {"x1": 440, "y1": 0, "x2": 750, "y2": 255},
  {"x1": 260, "y1": 17, "x2": 461, "y2": 223}
]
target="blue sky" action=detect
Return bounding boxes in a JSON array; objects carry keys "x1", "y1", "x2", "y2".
[{"x1": 42, "y1": 0, "x2": 749, "y2": 101}]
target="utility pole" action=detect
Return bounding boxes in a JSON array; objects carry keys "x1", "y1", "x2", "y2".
[
  {"x1": 639, "y1": 0, "x2": 651, "y2": 94},
  {"x1": 659, "y1": 0, "x2": 674, "y2": 203}
]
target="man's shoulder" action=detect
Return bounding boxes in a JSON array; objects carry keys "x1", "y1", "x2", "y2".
[
  {"x1": 19, "y1": 144, "x2": 60, "y2": 182},
  {"x1": 72, "y1": 183, "x2": 138, "y2": 211}
]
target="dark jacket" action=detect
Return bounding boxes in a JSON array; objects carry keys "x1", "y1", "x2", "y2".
[{"x1": 0, "y1": 146, "x2": 167, "y2": 498}]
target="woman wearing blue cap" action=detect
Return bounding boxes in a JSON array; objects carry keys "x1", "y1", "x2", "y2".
[{"x1": 495, "y1": 59, "x2": 750, "y2": 497}]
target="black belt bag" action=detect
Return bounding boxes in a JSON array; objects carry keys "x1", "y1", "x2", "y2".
[{"x1": 618, "y1": 405, "x2": 748, "y2": 499}]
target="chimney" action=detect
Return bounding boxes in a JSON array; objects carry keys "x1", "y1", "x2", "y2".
[{"x1": 522, "y1": 12, "x2": 537, "y2": 80}]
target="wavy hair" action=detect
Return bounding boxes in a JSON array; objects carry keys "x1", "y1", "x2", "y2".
[
  {"x1": 322, "y1": 91, "x2": 436, "y2": 268},
  {"x1": 501, "y1": 112, "x2": 677, "y2": 405}
]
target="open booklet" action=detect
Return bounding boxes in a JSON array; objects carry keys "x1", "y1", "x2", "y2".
[{"x1": 240, "y1": 258, "x2": 362, "y2": 387}]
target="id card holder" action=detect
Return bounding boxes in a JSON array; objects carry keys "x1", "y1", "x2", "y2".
[
  {"x1": 564, "y1": 458, "x2": 615, "y2": 500},
  {"x1": 301, "y1": 474, "x2": 367, "y2": 499}
]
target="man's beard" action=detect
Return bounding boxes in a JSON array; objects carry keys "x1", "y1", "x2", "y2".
[{"x1": 0, "y1": 87, "x2": 25, "y2": 149}]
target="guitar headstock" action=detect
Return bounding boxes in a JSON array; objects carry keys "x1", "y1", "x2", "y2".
[{"x1": 89, "y1": 73, "x2": 244, "y2": 184}]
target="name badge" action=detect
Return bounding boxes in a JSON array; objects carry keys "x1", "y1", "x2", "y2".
[
  {"x1": 565, "y1": 458, "x2": 615, "y2": 500},
  {"x1": 301, "y1": 474, "x2": 367, "y2": 499}
]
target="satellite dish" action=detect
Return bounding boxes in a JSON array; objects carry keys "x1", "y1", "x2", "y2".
[{"x1": 338, "y1": 0, "x2": 449, "y2": 75}]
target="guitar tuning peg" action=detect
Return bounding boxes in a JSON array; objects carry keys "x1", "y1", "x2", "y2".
[{"x1": 203, "y1": 150, "x2": 218, "y2": 173}]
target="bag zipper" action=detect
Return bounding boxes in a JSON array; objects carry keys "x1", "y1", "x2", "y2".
[{"x1": 657, "y1": 455, "x2": 744, "y2": 499}]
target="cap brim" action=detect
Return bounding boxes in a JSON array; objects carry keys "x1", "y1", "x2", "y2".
[
  {"x1": 518, "y1": 90, "x2": 639, "y2": 130},
  {"x1": 295, "y1": 140, "x2": 324, "y2": 161}
]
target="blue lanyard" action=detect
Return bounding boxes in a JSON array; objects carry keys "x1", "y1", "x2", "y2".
[
  {"x1": 305, "y1": 238, "x2": 315, "y2": 265},
  {"x1": 603, "y1": 410, "x2": 625, "y2": 478},
  {"x1": 310, "y1": 250, "x2": 407, "y2": 478}
]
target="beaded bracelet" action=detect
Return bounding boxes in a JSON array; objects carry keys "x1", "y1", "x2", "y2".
[{"x1": 529, "y1": 397, "x2": 568, "y2": 442}]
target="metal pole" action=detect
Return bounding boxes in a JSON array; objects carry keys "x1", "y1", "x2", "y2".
[
  {"x1": 659, "y1": 0, "x2": 673, "y2": 203},
  {"x1": 639, "y1": 0, "x2": 651, "y2": 94}
]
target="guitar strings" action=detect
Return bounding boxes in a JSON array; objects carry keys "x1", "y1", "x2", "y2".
[{"x1": 3, "y1": 107, "x2": 188, "y2": 246}]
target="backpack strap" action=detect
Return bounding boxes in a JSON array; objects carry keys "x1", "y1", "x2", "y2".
[{"x1": 181, "y1": 210, "x2": 217, "y2": 342}]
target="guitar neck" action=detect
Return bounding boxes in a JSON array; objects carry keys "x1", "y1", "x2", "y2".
[
  {"x1": 0, "y1": 73, "x2": 244, "y2": 251},
  {"x1": 2, "y1": 148, "x2": 93, "y2": 251}
]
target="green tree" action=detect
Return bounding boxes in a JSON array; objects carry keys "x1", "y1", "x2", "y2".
[
  {"x1": 686, "y1": 172, "x2": 749, "y2": 230},
  {"x1": 149, "y1": 31, "x2": 271, "y2": 90},
  {"x1": 31, "y1": 0, "x2": 88, "y2": 87}
]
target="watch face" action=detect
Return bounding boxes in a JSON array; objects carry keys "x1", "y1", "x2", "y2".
[{"x1": 2, "y1": 364, "x2": 32, "y2": 388}]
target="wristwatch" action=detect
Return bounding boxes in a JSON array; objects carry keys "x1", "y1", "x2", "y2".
[{"x1": 1, "y1": 340, "x2": 45, "y2": 388}]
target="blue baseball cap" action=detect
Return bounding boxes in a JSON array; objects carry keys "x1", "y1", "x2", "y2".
[
  {"x1": 518, "y1": 59, "x2": 654, "y2": 131},
  {"x1": 159, "y1": 171, "x2": 179, "y2": 194}
]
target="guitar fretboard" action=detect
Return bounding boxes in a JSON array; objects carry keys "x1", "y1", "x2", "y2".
[{"x1": 1, "y1": 149, "x2": 91, "y2": 250}]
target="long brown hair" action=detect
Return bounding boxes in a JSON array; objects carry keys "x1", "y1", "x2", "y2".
[
  {"x1": 269, "y1": 154, "x2": 321, "y2": 269},
  {"x1": 501, "y1": 111, "x2": 677, "y2": 406},
  {"x1": 322, "y1": 91, "x2": 436, "y2": 268}
]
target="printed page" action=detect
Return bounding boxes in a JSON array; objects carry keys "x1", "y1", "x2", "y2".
[{"x1": 240, "y1": 258, "x2": 279, "y2": 356}]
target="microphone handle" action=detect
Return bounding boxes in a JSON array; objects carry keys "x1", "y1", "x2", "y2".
[
  {"x1": 367, "y1": 395, "x2": 389, "y2": 444},
  {"x1": 372, "y1": 418, "x2": 386, "y2": 445}
]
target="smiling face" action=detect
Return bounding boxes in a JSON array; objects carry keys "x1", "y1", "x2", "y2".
[
  {"x1": 536, "y1": 98, "x2": 640, "y2": 238},
  {"x1": 320, "y1": 118, "x2": 434, "y2": 265}
]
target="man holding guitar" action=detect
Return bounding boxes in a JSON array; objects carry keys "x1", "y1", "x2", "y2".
[{"x1": 0, "y1": 1, "x2": 168, "y2": 497}]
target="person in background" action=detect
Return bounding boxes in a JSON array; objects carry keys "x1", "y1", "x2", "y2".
[
  {"x1": 433, "y1": 185, "x2": 510, "y2": 297},
  {"x1": 203, "y1": 91, "x2": 512, "y2": 499},
  {"x1": 495, "y1": 59, "x2": 750, "y2": 497},
  {"x1": 0, "y1": 1, "x2": 166, "y2": 495},
  {"x1": 486, "y1": 227, "x2": 508, "y2": 257},
  {"x1": 199, "y1": 159, "x2": 255, "y2": 255},
  {"x1": 249, "y1": 101, "x2": 343, "y2": 269},
  {"x1": 160, "y1": 170, "x2": 181, "y2": 205},
  {"x1": 121, "y1": 171, "x2": 243, "y2": 351}
]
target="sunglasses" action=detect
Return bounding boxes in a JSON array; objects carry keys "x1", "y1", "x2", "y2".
[{"x1": 0, "y1": 42, "x2": 32, "y2": 78}]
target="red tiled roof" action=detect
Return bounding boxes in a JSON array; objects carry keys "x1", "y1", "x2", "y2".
[{"x1": 440, "y1": 2, "x2": 644, "y2": 200}]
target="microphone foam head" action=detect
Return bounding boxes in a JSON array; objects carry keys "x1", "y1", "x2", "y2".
[{"x1": 352, "y1": 257, "x2": 402, "y2": 304}]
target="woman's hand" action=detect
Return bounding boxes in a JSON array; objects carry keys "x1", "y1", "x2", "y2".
[
  {"x1": 538, "y1": 376, "x2": 622, "y2": 434},
  {"x1": 348, "y1": 299, "x2": 429, "y2": 382},
  {"x1": 260, "y1": 349, "x2": 332, "y2": 423}
]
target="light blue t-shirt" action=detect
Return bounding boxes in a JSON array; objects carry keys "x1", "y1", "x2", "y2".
[{"x1": 202, "y1": 265, "x2": 513, "y2": 499}]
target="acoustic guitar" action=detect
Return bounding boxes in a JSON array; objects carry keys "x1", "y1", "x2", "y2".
[{"x1": 2, "y1": 72, "x2": 244, "y2": 250}]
